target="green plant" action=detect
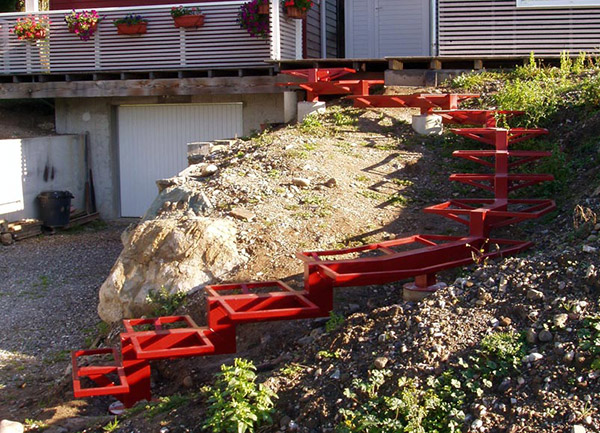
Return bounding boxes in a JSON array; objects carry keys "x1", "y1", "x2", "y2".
[
  {"x1": 325, "y1": 311, "x2": 344, "y2": 332},
  {"x1": 332, "y1": 111, "x2": 359, "y2": 127},
  {"x1": 102, "y1": 417, "x2": 120, "y2": 432},
  {"x1": 203, "y1": 358, "x2": 276, "y2": 433},
  {"x1": 578, "y1": 316, "x2": 600, "y2": 370},
  {"x1": 280, "y1": 363, "x2": 305, "y2": 377},
  {"x1": 146, "y1": 287, "x2": 186, "y2": 316},
  {"x1": 318, "y1": 349, "x2": 342, "y2": 359},
  {"x1": 113, "y1": 13, "x2": 148, "y2": 25},
  {"x1": 283, "y1": 0, "x2": 313, "y2": 11},
  {"x1": 299, "y1": 115, "x2": 325, "y2": 134},
  {"x1": 170, "y1": 5, "x2": 202, "y2": 17},
  {"x1": 144, "y1": 394, "x2": 192, "y2": 419},
  {"x1": 337, "y1": 370, "x2": 464, "y2": 433},
  {"x1": 24, "y1": 418, "x2": 49, "y2": 430}
]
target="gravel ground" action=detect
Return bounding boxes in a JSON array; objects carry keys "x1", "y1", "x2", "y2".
[{"x1": 0, "y1": 223, "x2": 125, "y2": 391}]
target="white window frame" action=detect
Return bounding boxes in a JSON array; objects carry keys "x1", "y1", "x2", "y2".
[{"x1": 517, "y1": 0, "x2": 600, "y2": 7}]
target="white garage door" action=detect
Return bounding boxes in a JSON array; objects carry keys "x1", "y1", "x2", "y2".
[
  {"x1": 345, "y1": 0, "x2": 430, "y2": 57},
  {"x1": 118, "y1": 103, "x2": 243, "y2": 217}
]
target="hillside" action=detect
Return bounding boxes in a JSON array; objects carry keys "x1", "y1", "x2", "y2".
[{"x1": 4, "y1": 61, "x2": 600, "y2": 433}]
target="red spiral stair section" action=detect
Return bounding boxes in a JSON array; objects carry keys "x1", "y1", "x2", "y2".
[{"x1": 72, "y1": 90, "x2": 556, "y2": 409}]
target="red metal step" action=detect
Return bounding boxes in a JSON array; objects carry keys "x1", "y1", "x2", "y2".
[
  {"x1": 71, "y1": 348, "x2": 129, "y2": 398},
  {"x1": 206, "y1": 281, "x2": 325, "y2": 322},
  {"x1": 453, "y1": 150, "x2": 552, "y2": 169},
  {"x1": 348, "y1": 93, "x2": 480, "y2": 113},
  {"x1": 435, "y1": 110, "x2": 524, "y2": 127},
  {"x1": 452, "y1": 127, "x2": 548, "y2": 146},
  {"x1": 449, "y1": 173, "x2": 555, "y2": 193}
]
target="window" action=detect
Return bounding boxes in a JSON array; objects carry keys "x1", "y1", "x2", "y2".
[{"x1": 517, "y1": 0, "x2": 600, "y2": 7}]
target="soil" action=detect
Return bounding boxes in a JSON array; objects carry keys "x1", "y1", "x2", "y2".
[{"x1": 1, "y1": 93, "x2": 600, "y2": 433}]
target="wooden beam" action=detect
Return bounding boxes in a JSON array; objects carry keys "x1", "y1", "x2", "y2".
[
  {"x1": 389, "y1": 59, "x2": 404, "y2": 70},
  {"x1": 0, "y1": 77, "x2": 287, "y2": 99}
]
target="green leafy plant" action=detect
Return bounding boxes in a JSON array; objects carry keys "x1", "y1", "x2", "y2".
[
  {"x1": 203, "y1": 358, "x2": 277, "y2": 433},
  {"x1": 325, "y1": 311, "x2": 344, "y2": 332},
  {"x1": 102, "y1": 417, "x2": 120, "y2": 432},
  {"x1": 337, "y1": 369, "x2": 464, "y2": 433},
  {"x1": 146, "y1": 287, "x2": 186, "y2": 316},
  {"x1": 578, "y1": 316, "x2": 600, "y2": 370}
]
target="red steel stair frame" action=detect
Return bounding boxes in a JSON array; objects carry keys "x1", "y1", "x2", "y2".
[
  {"x1": 71, "y1": 94, "x2": 556, "y2": 409},
  {"x1": 278, "y1": 68, "x2": 384, "y2": 102}
]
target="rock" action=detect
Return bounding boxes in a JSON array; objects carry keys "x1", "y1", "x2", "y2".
[
  {"x1": 374, "y1": 357, "x2": 389, "y2": 369},
  {"x1": 582, "y1": 245, "x2": 597, "y2": 253},
  {"x1": 538, "y1": 330, "x2": 553, "y2": 342},
  {"x1": 563, "y1": 351, "x2": 575, "y2": 363},
  {"x1": 230, "y1": 208, "x2": 255, "y2": 221},
  {"x1": 553, "y1": 313, "x2": 569, "y2": 328},
  {"x1": 330, "y1": 369, "x2": 341, "y2": 380},
  {"x1": 292, "y1": 177, "x2": 311, "y2": 188},
  {"x1": 500, "y1": 316, "x2": 512, "y2": 327},
  {"x1": 522, "y1": 353, "x2": 544, "y2": 363},
  {"x1": 572, "y1": 426, "x2": 586, "y2": 433},
  {"x1": 298, "y1": 336, "x2": 313, "y2": 346},
  {"x1": 526, "y1": 328, "x2": 537, "y2": 344},
  {"x1": 0, "y1": 233, "x2": 13, "y2": 246},
  {"x1": 182, "y1": 375, "x2": 193, "y2": 388},
  {"x1": 324, "y1": 178, "x2": 337, "y2": 188},
  {"x1": 98, "y1": 215, "x2": 246, "y2": 322},
  {"x1": 587, "y1": 234, "x2": 598, "y2": 242},
  {"x1": 280, "y1": 416, "x2": 292, "y2": 428},
  {"x1": 471, "y1": 419, "x2": 483, "y2": 429},
  {"x1": 201, "y1": 164, "x2": 219, "y2": 177},
  {"x1": 526, "y1": 289, "x2": 544, "y2": 301},
  {"x1": 0, "y1": 420, "x2": 24, "y2": 433},
  {"x1": 498, "y1": 377, "x2": 512, "y2": 393}
]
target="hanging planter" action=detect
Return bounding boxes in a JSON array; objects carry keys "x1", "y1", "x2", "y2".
[
  {"x1": 12, "y1": 15, "x2": 50, "y2": 42},
  {"x1": 257, "y1": 0, "x2": 269, "y2": 14},
  {"x1": 170, "y1": 6, "x2": 205, "y2": 28},
  {"x1": 283, "y1": 0, "x2": 312, "y2": 19},
  {"x1": 238, "y1": 0, "x2": 270, "y2": 39},
  {"x1": 113, "y1": 14, "x2": 148, "y2": 35},
  {"x1": 64, "y1": 9, "x2": 101, "y2": 41}
]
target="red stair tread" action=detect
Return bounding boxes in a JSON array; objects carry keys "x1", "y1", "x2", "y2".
[
  {"x1": 206, "y1": 281, "x2": 322, "y2": 322},
  {"x1": 71, "y1": 348, "x2": 129, "y2": 397},
  {"x1": 127, "y1": 328, "x2": 215, "y2": 360}
]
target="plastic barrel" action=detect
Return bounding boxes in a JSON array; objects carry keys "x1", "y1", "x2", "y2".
[{"x1": 37, "y1": 191, "x2": 74, "y2": 227}]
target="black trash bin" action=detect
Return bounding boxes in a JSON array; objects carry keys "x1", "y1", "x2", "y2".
[{"x1": 37, "y1": 191, "x2": 74, "y2": 227}]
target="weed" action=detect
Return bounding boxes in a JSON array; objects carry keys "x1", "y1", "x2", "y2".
[
  {"x1": 392, "y1": 178, "x2": 414, "y2": 187},
  {"x1": 145, "y1": 394, "x2": 192, "y2": 419},
  {"x1": 146, "y1": 287, "x2": 186, "y2": 317},
  {"x1": 325, "y1": 311, "x2": 344, "y2": 332},
  {"x1": 359, "y1": 190, "x2": 384, "y2": 201},
  {"x1": 24, "y1": 418, "x2": 49, "y2": 430},
  {"x1": 317, "y1": 349, "x2": 342, "y2": 359},
  {"x1": 102, "y1": 417, "x2": 120, "y2": 433},
  {"x1": 337, "y1": 369, "x2": 464, "y2": 433},
  {"x1": 578, "y1": 316, "x2": 600, "y2": 370},
  {"x1": 300, "y1": 115, "x2": 326, "y2": 135},
  {"x1": 203, "y1": 358, "x2": 276, "y2": 433},
  {"x1": 388, "y1": 193, "x2": 410, "y2": 207},
  {"x1": 355, "y1": 174, "x2": 369, "y2": 183},
  {"x1": 332, "y1": 111, "x2": 358, "y2": 127},
  {"x1": 280, "y1": 363, "x2": 305, "y2": 377}
]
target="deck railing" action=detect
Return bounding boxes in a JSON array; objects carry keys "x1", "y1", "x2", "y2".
[{"x1": 0, "y1": 1, "x2": 301, "y2": 75}]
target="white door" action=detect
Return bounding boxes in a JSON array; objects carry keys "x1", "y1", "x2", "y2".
[
  {"x1": 345, "y1": 0, "x2": 430, "y2": 57},
  {"x1": 118, "y1": 103, "x2": 243, "y2": 217}
]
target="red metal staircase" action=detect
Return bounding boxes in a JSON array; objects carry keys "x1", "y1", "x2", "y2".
[{"x1": 72, "y1": 91, "x2": 556, "y2": 409}]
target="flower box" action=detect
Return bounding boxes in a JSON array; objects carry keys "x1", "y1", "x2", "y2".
[
  {"x1": 116, "y1": 23, "x2": 147, "y2": 35},
  {"x1": 173, "y1": 14, "x2": 205, "y2": 28},
  {"x1": 286, "y1": 5, "x2": 306, "y2": 19},
  {"x1": 258, "y1": 3, "x2": 269, "y2": 14}
]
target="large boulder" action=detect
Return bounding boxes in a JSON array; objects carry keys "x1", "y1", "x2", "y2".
[{"x1": 98, "y1": 183, "x2": 246, "y2": 323}]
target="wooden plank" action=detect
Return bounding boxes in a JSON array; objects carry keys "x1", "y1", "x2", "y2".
[{"x1": 0, "y1": 76, "x2": 286, "y2": 99}]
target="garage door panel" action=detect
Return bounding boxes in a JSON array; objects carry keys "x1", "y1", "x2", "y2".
[{"x1": 118, "y1": 103, "x2": 243, "y2": 217}]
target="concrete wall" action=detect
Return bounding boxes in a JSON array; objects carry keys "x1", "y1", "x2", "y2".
[
  {"x1": 0, "y1": 135, "x2": 85, "y2": 221},
  {"x1": 55, "y1": 92, "x2": 297, "y2": 219}
]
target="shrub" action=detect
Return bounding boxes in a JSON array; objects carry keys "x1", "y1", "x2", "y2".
[{"x1": 203, "y1": 358, "x2": 277, "y2": 433}]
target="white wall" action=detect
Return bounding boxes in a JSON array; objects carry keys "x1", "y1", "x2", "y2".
[{"x1": 0, "y1": 135, "x2": 85, "y2": 221}]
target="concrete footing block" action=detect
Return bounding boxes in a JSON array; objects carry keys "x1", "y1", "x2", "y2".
[
  {"x1": 403, "y1": 281, "x2": 447, "y2": 301},
  {"x1": 298, "y1": 101, "x2": 326, "y2": 123},
  {"x1": 411, "y1": 114, "x2": 443, "y2": 135}
]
